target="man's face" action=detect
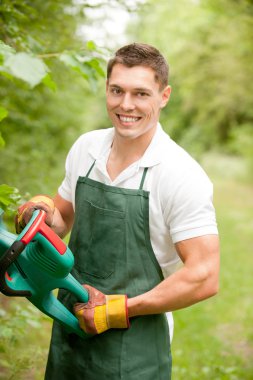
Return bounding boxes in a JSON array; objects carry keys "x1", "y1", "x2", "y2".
[{"x1": 106, "y1": 64, "x2": 171, "y2": 141}]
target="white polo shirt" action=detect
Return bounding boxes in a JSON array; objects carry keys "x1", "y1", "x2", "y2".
[
  {"x1": 59, "y1": 123, "x2": 218, "y2": 275},
  {"x1": 59, "y1": 123, "x2": 218, "y2": 341}
]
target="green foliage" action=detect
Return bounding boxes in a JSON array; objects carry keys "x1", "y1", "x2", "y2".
[
  {"x1": 132, "y1": 0, "x2": 253, "y2": 160},
  {"x1": 0, "y1": 106, "x2": 8, "y2": 123},
  {"x1": 0, "y1": 0, "x2": 79, "y2": 52},
  {"x1": 2, "y1": 51, "x2": 49, "y2": 88},
  {"x1": 0, "y1": 0, "x2": 108, "y2": 215},
  {"x1": 0, "y1": 106, "x2": 8, "y2": 148},
  {"x1": 227, "y1": 123, "x2": 253, "y2": 180},
  {"x1": 0, "y1": 184, "x2": 20, "y2": 213},
  {"x1": 0, "y1": 298, "x2": 51, "y2": 379},
  {"x1": 59, "y1": 48, "x2": 106, "y2": 92}
]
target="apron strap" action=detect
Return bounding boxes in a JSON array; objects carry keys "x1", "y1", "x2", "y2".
[
  {"x1": 86, "y1": 160, "x2": 96, "y2": 178},
  {"x1": 139, "y1": 167, "x2": 148, "y2": 190}
]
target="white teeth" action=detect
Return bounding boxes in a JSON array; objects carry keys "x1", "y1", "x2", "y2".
[{"x1": 119, "y1": 115, "x2": 139, "y2": 122}]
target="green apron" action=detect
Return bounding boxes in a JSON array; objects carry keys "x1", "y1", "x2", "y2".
[{"x1": 45, "y1": 162, "x2": 172, "y2": 379}]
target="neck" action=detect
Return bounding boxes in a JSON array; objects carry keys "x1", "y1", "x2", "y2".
[
  {"x1": 113, "y1": 124, "x2": 157, "y2": 158},
  {"x1": 106, "y1": 126, "x2": 157, "y2": 181}
]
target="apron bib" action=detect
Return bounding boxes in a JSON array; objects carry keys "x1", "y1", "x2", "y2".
[{"x1": 45, "y1": 163, "x2": 172, "y2": 379}]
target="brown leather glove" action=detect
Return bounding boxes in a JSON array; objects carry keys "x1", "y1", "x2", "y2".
[
  {"x1": 74, "y1": 284, "x2": 130, "y2": 335},
  {"x1": 15, "y1": 194, "x2": 55, "y2": 234}
]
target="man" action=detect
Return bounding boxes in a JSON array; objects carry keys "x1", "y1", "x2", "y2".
[{"x1": 16, "y1": 43, "x2": 219, "y2": 379}]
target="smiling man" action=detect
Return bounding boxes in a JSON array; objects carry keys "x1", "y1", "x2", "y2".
[
  {"x1": 106, "y1": 64, "x2": 170, "y2": 138},
  {"x1": 105, "y1": 62, "x2": 171, "y2": 180},
  {"x1": 16, "y1": 43, "x2": 219, "y2": 380}
]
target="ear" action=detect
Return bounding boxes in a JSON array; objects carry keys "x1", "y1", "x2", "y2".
[
  {"x1": 106, "y1": 79, "x2": 109, "y2": 92},
  {"x1": 161, "y1": 85, "x2": 172, "y2": 108}
]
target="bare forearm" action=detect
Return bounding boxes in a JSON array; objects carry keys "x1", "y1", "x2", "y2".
[
  {"x1": 128, "y1": 235, "x2": 220, "y2": 317},
  {"x1": 127, "y1": 265, "x2": 218, "y2": 317}
]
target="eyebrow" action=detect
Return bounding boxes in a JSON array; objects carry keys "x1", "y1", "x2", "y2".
[
  {"x1": 135, "y1": 87, "x2": 152, "y2": 94},
  {"x1": 109, "y1": 84, "x2": 152, "y2": 94}
]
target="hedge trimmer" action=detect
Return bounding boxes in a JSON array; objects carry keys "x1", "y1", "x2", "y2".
[{"x1": 0, "y1": 209, "x2": 89, "y2": 338}]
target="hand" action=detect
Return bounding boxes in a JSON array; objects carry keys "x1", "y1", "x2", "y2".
[
  {"x1": 15, "y1": 195, "x2": 55, "y2": 234},
  {"x1": 74, "y1": 284, "x2": 129, "y2": 335}
]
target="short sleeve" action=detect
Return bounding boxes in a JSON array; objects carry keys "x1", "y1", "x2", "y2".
[
  {"x1": 58, "y1": 144, "x2": 75, "y2": 202},
  {"x1": 163, "y1": 164, "x2": 218, "y2": 243}
]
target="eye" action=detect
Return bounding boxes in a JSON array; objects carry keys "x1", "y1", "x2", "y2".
[
  {"x1": 137, "y1": 91, "x2": 149, "y2": 97},
  {"x1": 110, "y1": 87, "x2": 122, "y2": 95}
]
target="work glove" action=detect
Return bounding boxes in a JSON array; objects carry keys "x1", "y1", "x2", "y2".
[
  {"x1": 15, "y1": 194, "x2": 55, "y2": 234},
  {"x1": 74, "y1": 284, "x2": 130, "y2": 335}
]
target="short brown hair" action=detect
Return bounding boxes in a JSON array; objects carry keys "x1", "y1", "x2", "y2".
[{"x1": 107, "y1": 43, "x2": 169, "y2": 90}]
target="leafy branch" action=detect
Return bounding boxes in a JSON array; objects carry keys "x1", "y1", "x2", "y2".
[
  {"x1": 0, "y1": 39, "x2": 107, "y2": 89},
  {"x1": 0, "y1": 38, "x2": 108, "y2": 212}
]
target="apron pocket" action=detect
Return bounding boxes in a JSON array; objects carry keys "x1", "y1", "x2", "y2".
[{"x1": 73, "y1": 200, "x2": 125, "y2": 279}]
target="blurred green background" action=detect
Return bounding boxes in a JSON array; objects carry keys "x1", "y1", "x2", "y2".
[{"x1": 0, "y1": 0, "x2": 252, "y2": 379}]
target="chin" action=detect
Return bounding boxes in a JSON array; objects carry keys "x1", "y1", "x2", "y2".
[{"x1": 116, "y1": 130, "x2": 137, "y2": 139}]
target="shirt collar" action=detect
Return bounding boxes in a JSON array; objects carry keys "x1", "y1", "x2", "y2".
[
  {"x1": 139, "y1": 123, "x2": 170, "y2": 168},
  {"x1": 88, "y1": 123, "x2": 170, "y2": 168},
  {"x1": 88, "y1": 128, "x2": 114, "y2": 161}
]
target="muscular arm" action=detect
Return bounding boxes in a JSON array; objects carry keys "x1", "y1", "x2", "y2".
[
  {"x1": 51, "y1": 193, "x2": 74, "y2": 238},
  {"x1": 127, "y1": 234, "x2": 220, "y2": 317}
]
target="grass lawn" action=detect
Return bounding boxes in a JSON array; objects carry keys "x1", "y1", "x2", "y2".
[
  {"x1": 0, "y1": 298, "x2": 52, "y2": 380},
  {"x1": 0, "y1": 154, "x2": 252, "y2": 379}
]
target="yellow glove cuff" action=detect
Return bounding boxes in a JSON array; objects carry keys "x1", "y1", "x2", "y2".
[
  {"x1": 94, "y1": 295, "x2": 129, "y2": 334},
  {"x1": 106, "y1": 295, "x2": 129, "y2": 329}
]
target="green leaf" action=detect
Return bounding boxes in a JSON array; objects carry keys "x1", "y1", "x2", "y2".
[
  {"x1": 4, "y1": 52, "x2": 49, "y2": 87},
  {"x1": 42, "y1": 73, "x2": 57, "y2": 91},
  {"x1": 86, "y1": 40, "x2": 97, "y2": 51},
  {"x1": 0, "y1": 132, "x2": 5, "y2": 149},
  {"x1": 59, "y1": 52, "x2": 89, "y2": 79},
  {"x1": 0, "y1": 184, "x2": 20, "y2": 210},
  {"x1": 85, "y1": 40, "x2": 109, "y2": 58},
  {"x1": 0, "y1": 40, "x2": 15, "y2": 60},
  {"x1": 0, "y1": 106, "x2": 7, "y2": 149},
  {"x1": 86, "y1": 58, "x2": 105, "y2": 78},
  {"x1": 59, "y1": 52, "x2": 78, "y2": 67},
  {"x1": 59, "y1": 52, "x2": 104, "y2": 90},
  {"x1": 0, "y1": 106, "x2": 8, "y2": 122}
]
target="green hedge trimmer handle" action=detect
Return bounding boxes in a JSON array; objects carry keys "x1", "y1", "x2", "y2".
[
  {"x1": 0, "y1": 210, "x2": 90, "y2": 338},
  {"x1": 0, "y1": 211, "x2": 51, "y2": 296}
]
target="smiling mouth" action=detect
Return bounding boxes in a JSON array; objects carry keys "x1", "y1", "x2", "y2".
[{"x1": 117, "y1": 114, "x2": 141, "y2": 123}]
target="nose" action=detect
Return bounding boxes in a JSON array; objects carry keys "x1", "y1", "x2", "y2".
[{"x1": 120, "y1": 93, "x2": 135, "y2": 111}]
